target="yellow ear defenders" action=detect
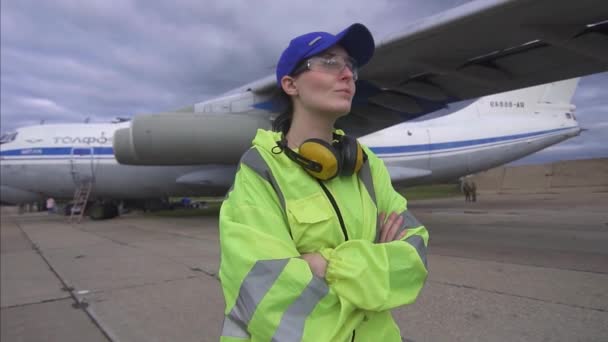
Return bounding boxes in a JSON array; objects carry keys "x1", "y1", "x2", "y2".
[{"x1": 274, "y1": 134, "x2": 366, "y2": 181}]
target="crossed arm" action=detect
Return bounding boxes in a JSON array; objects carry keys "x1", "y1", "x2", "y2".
[
  {"x1": 219, "y1": 153, "x2": 428, "y2": 340},
  {"x1": 301, "y1": 211, "x2": 411, "y2": 278}
]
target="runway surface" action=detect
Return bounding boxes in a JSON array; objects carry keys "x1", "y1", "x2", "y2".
[{"x1": 1, "y1": 191, "x2": 607, "y2": 341}]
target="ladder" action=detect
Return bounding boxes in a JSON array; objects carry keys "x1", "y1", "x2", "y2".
[{"x1": 69, "y1": 181, "x2": 93, "y2": 223}]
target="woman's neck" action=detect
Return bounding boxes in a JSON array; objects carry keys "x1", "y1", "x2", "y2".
[{"x1": 285, "y1": 107, "x2": 337, "y2": 149}]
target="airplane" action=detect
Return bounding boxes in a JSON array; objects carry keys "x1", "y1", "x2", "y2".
[
  {"x1": 112, "y1": 0, "x2": 606, "y2": 167},
  {"x1": 0, "y1": 78, "x2": 582, "y2": 219},
  {"x1": 2, "y1": 0, "x2": 606, "y2": 219},
  {"x1": 0, "y1": 120, "x2": 236, "y2": 218}
]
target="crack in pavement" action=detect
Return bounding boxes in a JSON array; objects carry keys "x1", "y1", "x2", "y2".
[
  {"x1": 14, "y1": 221, "x2": 116, "y2": 342},
  {"x1": 431, "y1": 279, "x2": 607, "y2": 313},
  {"x1": 431, "y1": 252, "x2": 608, "y2": 275},
  {"x1": 1, "y1": 295, "x2": 73, "y2": 310}
]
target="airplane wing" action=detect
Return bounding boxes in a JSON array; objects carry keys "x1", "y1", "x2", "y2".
[
  {"x1": 114, "y1": 0, "x2": 608, "y2": 165},
  {"x1": 230, "y1": 0, "x2": 608, "y2": 136}
]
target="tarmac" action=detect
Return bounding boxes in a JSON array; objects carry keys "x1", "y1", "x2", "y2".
[
  {"x1": 470, "y1": 158, "x2": 608, "y2": 194},
  {"x1": 1, "y1": 190, "x2": 607, "y2": 342}
]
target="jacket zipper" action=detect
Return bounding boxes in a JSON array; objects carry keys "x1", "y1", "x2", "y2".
[
  {"x1": 317, "y1": 181, "x2": 355, "y2": 341},
  {"x1": 317, "y1": 180, "x2": 349, "y2": 241}
]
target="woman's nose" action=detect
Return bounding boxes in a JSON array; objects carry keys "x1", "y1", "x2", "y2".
[{"x1": 339, "y1": 66, "x2": 354, "y2": 80}]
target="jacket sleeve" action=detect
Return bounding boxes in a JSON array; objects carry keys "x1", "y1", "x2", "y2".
[
  {"x1": 219, "y1": 154, "x2": 330, "y2": 341},
  {"x1": 318, "y1": 150, "x2": 429, "y2": 312}
]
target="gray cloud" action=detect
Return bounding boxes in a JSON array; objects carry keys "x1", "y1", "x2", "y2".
[
  {"x1": 1, "y1": 0, "x2": 606, "y2": 163},
  {"x1": 1, "y1": 0, "x2": 467, "y2": 126}
]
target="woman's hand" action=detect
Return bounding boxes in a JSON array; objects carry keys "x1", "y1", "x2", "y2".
[
  {"x1": 301, "y1": 212, "x2": 406, "y2": 276},
  {"x1": 301, "y1": 253, "x2": 328, "y2": 278},
  {"x1": 378, "y1": 212, "x2": 407, "y2": 243}
]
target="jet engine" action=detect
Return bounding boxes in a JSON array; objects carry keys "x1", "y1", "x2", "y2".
[{"x1": 113, "y1": 112, "x2": 271, "y2": 165}]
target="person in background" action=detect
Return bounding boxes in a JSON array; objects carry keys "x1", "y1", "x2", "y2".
[
  {"x1": 471, "y1": 181, "x2": 477, "y2": 202},
  {"x1": 46, "y1": 197, "x2": 56, "y2": 214},
  {"x1": 464, "y1": 181, "x2": 472, "y2": 202}
]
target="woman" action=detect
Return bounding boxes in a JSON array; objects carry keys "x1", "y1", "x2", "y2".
[{"x1": 219, "y1": 23, "x2": 428, "y2": 341}]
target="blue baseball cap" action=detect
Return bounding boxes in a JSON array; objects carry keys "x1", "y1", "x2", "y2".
[{"x1": 276, "y1": 23, "x2": 375, "y2": 87}]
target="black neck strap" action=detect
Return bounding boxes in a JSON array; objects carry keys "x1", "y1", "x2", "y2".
[{"x1": 273, "y1": 136, "x2": 323, "y2": 172}]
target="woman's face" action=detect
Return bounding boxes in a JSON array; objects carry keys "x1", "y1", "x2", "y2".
[{"x1": 290, "y1": 45, "x2": 356, "y2": 118}]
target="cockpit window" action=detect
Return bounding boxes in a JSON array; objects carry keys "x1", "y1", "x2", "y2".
[{"x1": 0, "y1": 132, "x2": 17, "y2": 144}]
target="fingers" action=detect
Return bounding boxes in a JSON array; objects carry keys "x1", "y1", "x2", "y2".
[
  {"x1": 378, "y1": 212, "x2": 387, "y2": 242},
  {"x1": 386, "y1": 214, "x2": 404, "y2": 242},
  {"x1": 397, "y1": 229, "x2": 408, "y2": 240},
  {"x1": 379, "y1": 212, "x2": 393, "y2": 243},
  {"x1": 379, "y1": 212, "x2": 386, "y2": 226},
  {"x1": 300, "y1": 253, "x2": 327, "y2": 278},
  {"x1": 379, "y1": 212, "x2": 404, "y2": 243}
]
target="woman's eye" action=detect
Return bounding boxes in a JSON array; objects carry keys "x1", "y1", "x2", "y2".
[{"x1": 323, "y1": 58, "x2": 339, "y2": 66}]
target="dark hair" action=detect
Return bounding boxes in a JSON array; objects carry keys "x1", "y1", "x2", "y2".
[
  {"x1": 272, "y1": 91, "x2": 293, "y2": 134},
  {"x1": 273, "y1": 60, "x2": 308, "y2": 134}
]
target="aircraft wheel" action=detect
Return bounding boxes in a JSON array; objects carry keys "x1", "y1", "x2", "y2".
[
  {"x1": 63, "y1": 204, "x2": 74, "y2": 216},
  {"x1": 89, "y1": 203, "x2": 119, "y2": 220}
]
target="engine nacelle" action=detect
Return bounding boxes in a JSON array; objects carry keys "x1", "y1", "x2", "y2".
[
  {"x1": 114, "y1": 112, "x2": 271, "y2": 165},
  {"x1": 0, "y1": 185, "x2": 45, "y2": 204}
]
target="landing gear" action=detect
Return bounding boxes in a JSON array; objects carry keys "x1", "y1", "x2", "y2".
[
  {"x1": 88, "y1": 202, "x2": 119, "y2": 220},
  {"x1": 63, "y1": 201, "x2": 119, "y2": 220},
  {"x1": 123, "y1": 198, "x2": 171, "y2": 212},
  {"x1": 63, "y1": 203, "x2": 76, "y2": 216}
]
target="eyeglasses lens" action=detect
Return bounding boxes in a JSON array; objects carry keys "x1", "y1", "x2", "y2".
[{"x1": 308, "y1": 56, "x2": 358, "y2": 80}]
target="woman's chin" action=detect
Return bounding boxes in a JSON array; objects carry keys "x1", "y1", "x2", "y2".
[{"x1": 323, "y1": 103, "x2": 352, "y2": 117}]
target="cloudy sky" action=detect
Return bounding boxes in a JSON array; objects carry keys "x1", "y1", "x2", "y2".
[{"x1": 1, "y1": 0, "x2": 606, "y2": 164}]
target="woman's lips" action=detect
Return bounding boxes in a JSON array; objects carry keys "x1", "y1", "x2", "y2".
[{"x1": 335, "y1": 89, "x2": 353, "y2": 96}]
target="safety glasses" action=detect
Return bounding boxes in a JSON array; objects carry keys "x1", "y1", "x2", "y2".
[{"x1": 292, "y1": 55, "x2": 358, "y2": 81}]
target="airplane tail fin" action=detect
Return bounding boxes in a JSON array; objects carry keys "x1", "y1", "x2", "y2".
[
  {"x1": 434, "y1": 78, "x2": 581, "y2": 123},
  {"x1": 538, "y1": 78, "x2": 580, "y2": 104},
  {"x1": 481, "y1": 77, "x2": 580, "y2": 108}
]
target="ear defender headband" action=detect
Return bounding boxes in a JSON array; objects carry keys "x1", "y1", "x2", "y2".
[{"x1": 274, "y1": 134, "x2": 366, "y2": 181}]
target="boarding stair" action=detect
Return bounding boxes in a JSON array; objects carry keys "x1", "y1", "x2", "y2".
[{"x1": 69, "y1": 181, "x2": 93, "y2": 223}]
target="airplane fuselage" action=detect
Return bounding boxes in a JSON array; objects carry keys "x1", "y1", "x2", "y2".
[
  {"x1": 0, "y1": 123, "x2": 221, "y2": 204},
  {"x1": 362, "y1": 99, "x2": 581, "y2": 184},
  {"x1": 0, "y1": 96, "x2": 580, "y2": 205}
]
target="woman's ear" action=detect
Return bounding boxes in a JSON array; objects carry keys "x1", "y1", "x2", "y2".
[{"x1": 281, "y1": 76, "x2": 298, "y2": 96}]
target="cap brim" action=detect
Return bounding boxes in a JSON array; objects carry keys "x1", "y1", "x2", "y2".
[
  {"x1": 303, "y1": 23, "x2": 375, "y2": 67},
  {"x1": 335, "y1": 23, "x2": 375, "y2": 66}
]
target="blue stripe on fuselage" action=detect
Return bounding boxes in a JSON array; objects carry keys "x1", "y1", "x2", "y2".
[
  {"x1": 1, "y1": 127, "x2": 575, "y2": 159},
  {"x1": 369, "y1": 127, "x2": 574, "y2": 155},
  {"x1": 1, "y1": 147, "x2": 114, "y2": 156}
]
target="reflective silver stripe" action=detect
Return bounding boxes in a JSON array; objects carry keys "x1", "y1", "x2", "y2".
[
  {"x1": 405, "y1": 235, "x2": 427, "y2": 269},
  {"x1": 241, "y1": 148, "x2": 286, "y2": 212},
  {"x1": 358, "y1": 159, "x2": 376, "y2": 205},
  {"x1": 271, "y1": 275, "x2": 329, "y2": 341},
  {"x1": 222, "y1": 259, "x2": 289, "y2": 338},
  {"x1": 359, "y1": 159, "x2": 383, "y2": 242},
  {"x1": 221, "y1": 314, "x2": 249, "y2": 339},
  {"x1": 376, "y1": 210, "x2": 421, "y2": 244},
  {"x1": 224, "y1": 163, "x2": 241, "y2": 200},
  {"x1": 395, "y1": 211, "x2": 426, "y2": 266},
  {"x1": 395, "y1": 211, "x2": 422, "y2": 236}
]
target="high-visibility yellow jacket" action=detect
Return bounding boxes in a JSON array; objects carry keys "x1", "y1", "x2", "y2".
[{"x1": 219, "y1": 129, "x2": 428, "y2": 341}]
